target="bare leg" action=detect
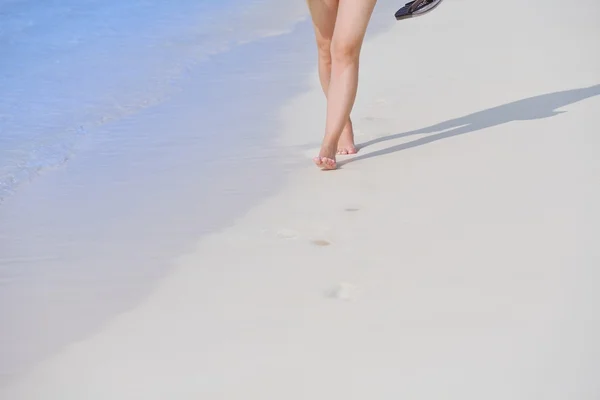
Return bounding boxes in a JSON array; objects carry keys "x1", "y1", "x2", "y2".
[
  {"x1": 308, "y1": 0, "x2": 377, "y2": 169},
  {"x1": 307, "y1": 0, "x2": 357, "y2": 156}
]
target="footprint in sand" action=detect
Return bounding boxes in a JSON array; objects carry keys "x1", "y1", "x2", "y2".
[
  {"x1": 311, "y1": 239, "x2": 331, "y2": 247},
  {"x1": 326, "y1": 282, "x2": 359, "y2": 301},
  {"x1": 276, "y1": 231, "x2": 332, "y2": 246},
  {"x1": 276, "y1": 229, "x2": 298, "y2": 239}
]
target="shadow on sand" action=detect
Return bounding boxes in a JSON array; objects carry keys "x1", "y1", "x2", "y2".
[{"x1": 340, "y1": 84, "x2": 600, "y2": 166}]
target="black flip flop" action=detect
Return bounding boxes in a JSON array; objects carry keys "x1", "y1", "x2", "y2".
[{"x1": 395, "y1": 0, "x2": 445, "y2": 21}]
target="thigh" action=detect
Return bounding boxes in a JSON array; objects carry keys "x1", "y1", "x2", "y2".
[
  {"x1": 306, "y1": 0, "x2": 339, "y2": 46},
  {"x1": 332, "y1": 0, "x2": 377, "y2": 50}
]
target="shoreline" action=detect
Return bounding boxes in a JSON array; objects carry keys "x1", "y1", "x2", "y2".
[
  {"x1": 0, "y1": 9, "x2": 315, "y2": 385},
  {"x1": 2, "y1": 0, "x2": 600, "y2": 397}
]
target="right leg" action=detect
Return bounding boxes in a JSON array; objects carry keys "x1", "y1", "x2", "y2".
[{"x1": 307, "y1": 0, "x2": 357, "y2": 155}]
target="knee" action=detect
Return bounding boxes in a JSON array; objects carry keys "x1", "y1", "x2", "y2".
[
  {"x1": 316, "y1": 38, "x2": 332, "y2": 63},
  {"x1": 331, "y1": 40, "x2": 361, "y2": 65}
]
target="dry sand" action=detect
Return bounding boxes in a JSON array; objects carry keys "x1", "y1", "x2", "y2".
[{"x1": 2, "y1": 0, "x2": 599, "y2": 398}]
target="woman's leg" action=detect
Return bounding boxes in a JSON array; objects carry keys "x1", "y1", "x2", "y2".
[
  {"x1": 310, "y1": 0, "x2": 378, "y2": 169},
  {"x1": 307, "y1": 0, "x2": 357, "y2": 156}
]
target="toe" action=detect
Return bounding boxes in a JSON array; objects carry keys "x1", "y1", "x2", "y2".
[{"x1": 324, "y1": 157, "x2": 337, "y2": 169}]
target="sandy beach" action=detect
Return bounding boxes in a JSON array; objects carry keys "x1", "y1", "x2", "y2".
[{"x1": 2, "y1": 0, "x2": 599, "y2": 398}]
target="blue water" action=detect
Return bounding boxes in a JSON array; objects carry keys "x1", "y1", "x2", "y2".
[
  {"x1": 0, "y1": 0, "x2": 314, "y2": 383},
  {"x1": 0, "y1": 0, "x2": 307, "y2": 201}
]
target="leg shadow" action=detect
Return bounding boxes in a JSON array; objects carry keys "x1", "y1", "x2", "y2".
[{"x1": 344, "y1": 84, "x2": 600, "y2": 165}]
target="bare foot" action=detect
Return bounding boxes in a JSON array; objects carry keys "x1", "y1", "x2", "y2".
[
  {"x1": 337, "y1": 120, "x2": 358, "y2": 155},
  {"x1": 313, "y1": 156, "x2": 337, "y2": 170},
  {"x1": 313, "y1": 143, "x2": 337, "y2": 170}
]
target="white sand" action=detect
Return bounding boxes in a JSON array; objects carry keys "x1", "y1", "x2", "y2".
[{"x1": 2, "y1": 0, "x2": 599, "y2": 398}]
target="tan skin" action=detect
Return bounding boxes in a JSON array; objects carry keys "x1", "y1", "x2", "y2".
[{"x1": 307, "y1": 0, "x2": 378, "y2": 170}]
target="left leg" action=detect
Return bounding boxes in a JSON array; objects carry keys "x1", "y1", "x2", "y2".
[
  {"x1": 314, "y1": 0, "x2": 377, "y2": 170},
  {"x1": 306, "y1": 0, "x2": 357, "y2": 155}
]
